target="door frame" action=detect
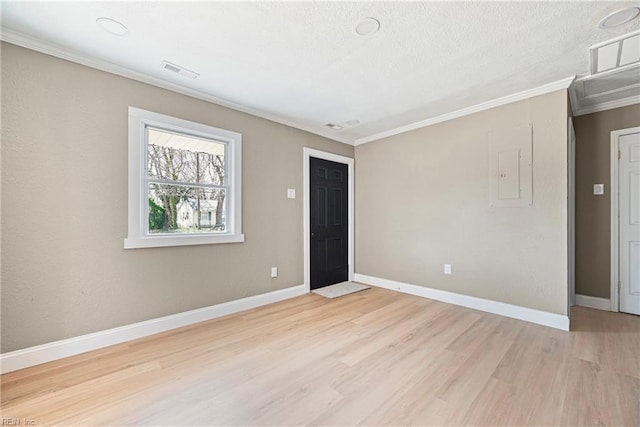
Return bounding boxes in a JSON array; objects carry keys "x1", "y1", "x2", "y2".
[
  {"x1": 303, "y1": 148, "x2": 354, "y2": 293},
  {"x1": 610, "y1": 126, "x2": 640, "y2": 312},
  {"x1": 568, "y1": 117, "x2": 576, "y2": 309}
]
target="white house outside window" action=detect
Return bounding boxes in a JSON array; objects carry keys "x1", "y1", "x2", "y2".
[{"x1": 125, "y1": 107, "x2": 243, "y2": 248}]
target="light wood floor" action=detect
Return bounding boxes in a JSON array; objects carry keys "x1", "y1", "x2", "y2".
[{"x1": 1, "y1": 287, "x2": 639, "y2": 426}]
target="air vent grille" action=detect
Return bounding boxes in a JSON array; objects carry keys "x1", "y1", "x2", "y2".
[
  {"x1": 582, "y1": 65, "x2": 640, "y2": 96},
  {"x1": 324, "y1": 123, "x2": 344, "y2": 130},
  {"x1": 163, "y1": 63, "x2": 181, "y2": 73},
  {"x1": 161, "y1": 61, "x2": 199, "y2": 80}
]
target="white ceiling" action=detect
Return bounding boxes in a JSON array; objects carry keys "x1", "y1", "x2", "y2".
[{"x1": 2, "y1": 1, "x2": 639, "y2": 145}]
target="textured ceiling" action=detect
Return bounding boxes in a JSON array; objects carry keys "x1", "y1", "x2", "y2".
[{"x1": 2, "y1": 1, "x2": 639, "y2": 145}]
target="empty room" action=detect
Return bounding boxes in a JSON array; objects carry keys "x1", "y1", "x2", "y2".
[{"x1": 1, "y1": 1, "x2": 639, "y2": 425}]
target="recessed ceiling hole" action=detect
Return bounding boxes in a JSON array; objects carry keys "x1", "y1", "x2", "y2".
[
  {"x1": 355, "y1": 17, "x2": 380, "y2": 36},
  {"x1": 96, "y1": 17, "x2": 128, "y2": 36},
  {"x1": 598, "y1": 7, "x2": 640, "y2": 29}
]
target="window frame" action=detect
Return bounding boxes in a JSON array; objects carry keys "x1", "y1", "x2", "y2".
[{"x1": 125, "y1": 107, "x2": 243, "y2": 249}]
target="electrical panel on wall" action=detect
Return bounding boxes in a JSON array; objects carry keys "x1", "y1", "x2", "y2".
[{"x1": 488, "y1": 125, "x2": 533, "y2": 207}]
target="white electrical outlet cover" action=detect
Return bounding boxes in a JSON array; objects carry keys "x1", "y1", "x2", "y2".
[
  {"x1": 593, "y1": 184, "x2": 605, "y2": 195},
  {"x1": 287, "y1": 189, "x2": 296, "y2": 199},
  {"x1": 444, "y1": 264, "x2": 452, "y2": 274}
]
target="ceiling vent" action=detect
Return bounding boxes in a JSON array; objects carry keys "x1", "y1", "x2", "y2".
[
  {"x1": 324, "y1": 123, "x2": 344, "y2": 130},
  {"x1": 570, "y1": 63, "x2": 640, "y2": 115},
  {"x1": 590, "y1": 31, "x2": 640, "y2": 74},
  {"x1": 161, "y1": 61, "x2": 199, "y2": 79},
  {"x1": 571, "y1": 31, "x2": 640, "y2": 116},
  {"x1": 582, "y1": 65, "x2": 640, "y2": 96}
]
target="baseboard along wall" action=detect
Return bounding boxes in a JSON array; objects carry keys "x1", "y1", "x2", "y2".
[
  {"x1": 354, "y1": 274, "x2": 570, "y2": 331},
  {"x1": 575, "y1": 294, "x2": 611, "y2": 311},
  {"x1": 0, "y1": 285, "x2": 306, "y2": 374},
  {"x1": 2, "y1": 275, "x2": 575, "y2": 374}
]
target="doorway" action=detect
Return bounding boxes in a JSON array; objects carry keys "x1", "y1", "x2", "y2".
[
  {"x1": 303, "y1": 148, "x2": 354, "y2": 292},
  {"x1": 611, "y1": 127, "x2": 640, "y2": 315}
]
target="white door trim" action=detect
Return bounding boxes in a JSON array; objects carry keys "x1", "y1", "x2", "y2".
[
  {"x1": 568, "y1": 117, "x2": 576, "y2": 308},
  {"x1": 610, "y1": 126, "x2": 640, "y2": 312},
  {"x1": 303, "y1": 148, "x2": 355, "y2": 293}
]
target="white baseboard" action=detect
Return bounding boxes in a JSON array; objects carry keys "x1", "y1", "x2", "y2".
[
  {"x1": 0, "y1": 285, "x2": 306, "y2": 374},
  {"x1": 575, "y1": 294, "x2": 611, "y2": 311},
  {"x1": 354, "y1": 274, "x2": 570, "y2": 331}
]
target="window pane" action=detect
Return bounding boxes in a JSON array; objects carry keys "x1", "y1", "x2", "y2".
[
  {"x1": 148, "y1": 184, "x2": 227, "y2": 234},
  {"x1": 147, "y1": 128, "x2": 225, "y2": 185}
]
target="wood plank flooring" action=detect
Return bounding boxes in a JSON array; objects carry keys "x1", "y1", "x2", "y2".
[{"x1": 1, "y1": 287, "x2": 639, "y2": 425}]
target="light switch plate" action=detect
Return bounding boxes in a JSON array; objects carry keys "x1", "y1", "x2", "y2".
[
  {"x1": 271, "y1": 267, "x2": 278, "y2": 278},
  {"x1": 444, "y1": 264, "x2": 452, "y2": 275},
  {"x1": 593, "y1": 184, "x2": 604, "y2": 195},
  {"x1": 287, "y1": 189, "x2": 296, "y2": 199}
]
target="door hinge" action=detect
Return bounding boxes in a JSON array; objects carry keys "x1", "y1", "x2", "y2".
[
  {"x1": 618, "y1": 150, "x2": 621, "y2": 160},
  {"x1": 618, "y1": 280, "x2": 621, "y2": 291}
]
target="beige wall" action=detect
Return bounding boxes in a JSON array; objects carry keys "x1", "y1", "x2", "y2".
[
  {"x1": 573, "y1": 104, "x2": 640, "y2": 299},
  {"x1": 355, "y1": 90, "x2": 569, "y2": 315},
  {"x1": 0, "y1": 43, "x2": 353, "y2": 353}
]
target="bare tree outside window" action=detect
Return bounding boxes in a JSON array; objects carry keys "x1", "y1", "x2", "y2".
[{"x1": 146, "y1": 128, "x2": 227, "y2": 234}]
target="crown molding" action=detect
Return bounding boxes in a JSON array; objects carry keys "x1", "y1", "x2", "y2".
[
  {"x1": 355, "y1": 76, "x2": 576, "y2": 146},
  {"x1": 0, "y1": 29, "x2": 354, "y2": 146},
  {"x1": 3, "y1": 28, "x2": 591, "y2": 147}
]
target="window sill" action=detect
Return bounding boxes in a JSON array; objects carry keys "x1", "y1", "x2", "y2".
[{"x1": 124, "y1": 233, "x2": 245, "y2": 249}]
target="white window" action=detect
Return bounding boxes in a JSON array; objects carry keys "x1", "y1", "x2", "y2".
[{"x1": 125, "y1": 107, "x2": 243, "y2": 249}]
